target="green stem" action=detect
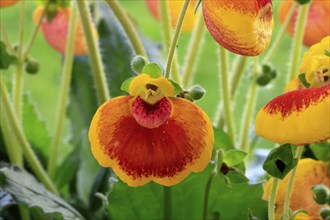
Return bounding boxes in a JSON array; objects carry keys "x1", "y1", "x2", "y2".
[
  {"x1": 105, "y1": 0, "x2": 147, "y2": 58},
  {"x1": 47, "y1": 2, "x2": 77, "y2": 179},
  {"x1": 23, "y1": 1, "x2": 49, "y2": 59},
  {"x1": 268, "y1": 178, "x2": 279, "y2": 220},
  {"x1": 182, "y1": 13, "x2": 205, "y2": 88},
  {"x1": 0, "y1": 24, "x2": 15, "y2": 55},
  {"x1": 282, "y1": 146, "x2": 304, "y2": 220},
  {"x1": 215, "y1": 55, "x2": 247, "y2": 128},
  {"x1": 77, "y1": 0, "x2": 110, "y2": 104},
  {"x1": 202, "y1": 171, "x2": 216, "y2": 220},
  {"x1": 0, "y1": 78, "x2": 59, "y2": 195},
  {"x1": 219, "y1": 47, "x2": 235, "y2": 144},
  {"x1": 164, "y1": 186, "x2": 172, "y2": 220},
  {"x1": 159, "y1": 0, "x2": 181, "y2": 83},
  {"x1": 288, "y1": 3, "x2": 310, "y2": 81},
  {"x1": 164, "y1": 0, "x2": 190, "y2": 79},
  {"x1": 239, "y1": 58, "x2": 259, "y2": 151},
  {"x1": 262, "y1": 2, "x2": 298, "y2": 63}
]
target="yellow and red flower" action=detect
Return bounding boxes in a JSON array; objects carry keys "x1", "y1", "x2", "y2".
[
  {"x1": 33, "y1": 5, "x2": 98, "y2": 55},
  {"x1": 256, "y1": 36, "x2": 330, "y2": 146},
  {"x1": 145, "y1": 0, "x2": 197, "y2": 32},
  {"x1": 263, "y1": 158, "x2": 330, "y2": 219},
  {"x1": 202, "y1": 0, "x2": 273, "y2": 56},
  {"x1": 0, "y1": 0, "x2": 19, "y2": 8},
  {"x1": 278, "y1": 0, "x2": 330, "y2": 47},
  {"x1": 88, "y1": 74, "x2": 214, "y2": 187}
]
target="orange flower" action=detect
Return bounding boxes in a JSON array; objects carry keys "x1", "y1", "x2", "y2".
[
  {"x1": 33, "y1": 6, "x2": 98, "y2": 55},
  {"x1": 145, "y1": 0, "x2": 197, "y2": 32},
  {"x1": 263, "y1": 158, "x2": 329, "y2": 219},
  {"x1": 255, "y1": 83, "x2": 330, "y2": 146},
  {"x1": 0, "y1": 0, "x2": 19, "y2": 8},
  {"x1": 88, "y1": 74, "x2": 214, "y2": 187},
  {"x1": 278, "y1": 0, "x2": 330, "y2": 47},
  {"x1": 202, "y1": 0, "x2": 273, "y2": 56}
]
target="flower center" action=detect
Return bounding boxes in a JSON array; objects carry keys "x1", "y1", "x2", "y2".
[{"x1": 131, "y1": 97, "x2": 172, "y2": 128}]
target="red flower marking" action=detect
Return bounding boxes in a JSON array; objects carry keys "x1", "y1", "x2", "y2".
[
  {"x1": 264, "y1": 83, "x2": 330, "y2": 118},
  {"x1": 131, "y1": 97, "x2": 172, "y2": 128}
]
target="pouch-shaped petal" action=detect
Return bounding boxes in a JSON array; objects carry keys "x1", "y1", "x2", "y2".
[
  {"x1": 202, "y1": 0, "x2": 273, "y2": 56},
  {"x1": 255, "y1": 83, "x2": 330, "y2": 145},
  {"x1": 89, "y1": 96, "x2": 214, "y2": 187},
  {"x1": 263, "y1": 158, "x2": 330, "y2": 219}
]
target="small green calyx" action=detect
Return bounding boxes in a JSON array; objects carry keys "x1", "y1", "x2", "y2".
[
  {"x1": 319, "y1": 208, "x2": 330, "y2": 220},
  {"x1": 131, "y1": 55, "x2": 148, "y2": 74},
  {"x1": 298, "y1": 73, "x2": 311, "y2": 88},
  {"x1": 311, "y1": 184, "x2": 329, "y2": 205},
  {"x1": 188, "y1": 85, "x2": 206, "y2": 100}
]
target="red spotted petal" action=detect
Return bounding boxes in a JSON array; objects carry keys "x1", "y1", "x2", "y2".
[{"x1": 89, "y1": 96, "x2": 213, "y2": 186}]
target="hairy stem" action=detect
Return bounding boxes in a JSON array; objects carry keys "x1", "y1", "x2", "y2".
[
  {"x1": 268, "y1": 178, "x2": 279, "y2": 220},
  {"x1": 288, "y1": 3, "x2": 310, "y2": 81},
  {"x1": 0, "y1": 24, "x2": 15, "y2": 55},
  {"x1": 164, "y1": 186, "x2": 172, "y2": 220},
  {"x1": 202, "y1": 171, "x2": 216, "y2": 220},
  {"x1": 77, "y1": 0, "x2": 110, "y2": 104},
  {"x1": 47, "y1": 2, "x2": 77, "y2": 179},
  {"x1": 0, "y1": 78, "x2": 59, "y2": 195},
  {"x1": 105, "y1": 0, "x2": 147, "y2": 58},
  {"x1": 219, "y1": 47, "x2": 236, "y2": 144},
  {"x1": 182, "y1": 13, "x2": 205, "y2": 88},
  {"x1": 164, "y1": 0, "x2": 190, "y2": 80}
]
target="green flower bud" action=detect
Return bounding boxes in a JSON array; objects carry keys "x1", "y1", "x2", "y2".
[
  {"x1": 188, "y1": 85, "x2": 206, "y2": 100},
  {"x1": 320, "y1": 208, "x2": 330, "y2": 220},
  {"x1": 25, "y1": 60, "x2": 39, "y2": 74},
  {"x1": 256, "y1": 75, "x2": 271, "y2": 86},
  {"x1": 311, "y1": 185, "x2": 329, "y2": 205},
  {"x1": 131, "y1": 55, "x2": 148, "y2": 74}
]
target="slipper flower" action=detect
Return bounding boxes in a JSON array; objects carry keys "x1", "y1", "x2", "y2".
[
  {"x1": 33, "y1": 5, "x2": 98, "y2": 55},
  {"x1": 263, "y1": 158, "x2": 330, "y2": 219},
  {"x1": 299, "y1": 36, "x2": 330, "y2": 88},
  {"x1": 145, "y1": 0, "x2": 197, "y2": 32},
  {"x1": 202, "y1": 0, "x2": 273, "y2": 56},
  {"x1": 278, "y1": 0, "x2": 330, "y2": 47},
  {"x1": 255, "y1": 83, "x2": 330, "y2": 146},
  {"x1": 88, "y1": 74, "x2": 214, "y2": 187},
  {"x1": 0, "y1": 0, "x2": 19, "y2": 8}
]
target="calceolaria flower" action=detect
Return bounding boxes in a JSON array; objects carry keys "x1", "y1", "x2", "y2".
[
  {"x1": 279, "y1": 0, "x2": 330, "y2": 47},
  {"x1": 0, "y1": 0, "x2": 19, "y2": 8},
  {"x1": 145, "y1": 0, "x2": 197, "y2": 32},
  {"x1": 33, "y1": 5, "x2": 98, "y2": 55},
  {"x1": 256, "y1": 36, "x2": 330, "y2": 146},
  {"x1": 89, "y1": 74, "x2": 214, "y2": 187},
  {"x1": 202, "y1": 0, "x2": 273, "y2": 56},
  {"x1": 263, "y1": 158, "x2": 330, "y2": 219}
]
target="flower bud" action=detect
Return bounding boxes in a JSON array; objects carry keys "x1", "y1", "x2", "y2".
[
  {"x1": 320, "y1": 208, "x2": 330, "y2": 220},
  {"x1": 312, "y1": 184, "x2": 329, "y2": 205},
  {"x1": 25, "y1": 60, "x2": 39, "y2": 75},
  {"x1": 188, "y1": 85, "x2": 206, "y2": 100},
  {"x1": 131, "y1": 55, "x2": 148, "y2": 74}
]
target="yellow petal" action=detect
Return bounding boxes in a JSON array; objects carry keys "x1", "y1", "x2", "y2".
[{"x1": 255, "y1": 83, "x2": 330, "y2": 145}]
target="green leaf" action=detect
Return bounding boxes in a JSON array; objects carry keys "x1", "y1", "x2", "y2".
[
  {"x1": 0, "y1": 163, "x2": 84, "y2": 220},
  {"x1": 107, "y1": 164, "x2": 267, "y2": 220},
  {"x1": 120, "y1": 77, "x2": 135, "y2": 94},
  {"x1": 0, "y1": 41, "x2": 17, "y2": 70},
  {"x1": 223, "y1": 149, "x2": 248, "y2": 167},
  {"x1": 213, "y1": 127, "x2": 234, "y2": 151},
  {"x1": 310, "y1": 142, "x2": 330, "y2": 162},
  {"x1": 168, "y1": 79, "x2": 183, "y2": 95},
  {"x1": 262, "y1": 144, "x2": 299, "y2": 179},
  {"x1": 325, "y1": 50, "x2": 330, "y2": 57},
  {"x1": 298, "y1": 73, "x2": 310, "y2": 88},
  {"x1": 141, "y1": 62, "x2": 163, "y2": 78}
]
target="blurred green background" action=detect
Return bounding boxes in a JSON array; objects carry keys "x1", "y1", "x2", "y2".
[{"x1": 1, "y1": 0, "x2": 299, "y2": 152}]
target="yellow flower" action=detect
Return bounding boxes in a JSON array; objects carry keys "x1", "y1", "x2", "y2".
[
  {"x1": 255, "y1": 83, "x2": 330, "y2": 146},
  {"x1": 263, "y1": 158, "x2": 330, "y2": 219},
  {"x1": 145, "y1": 0, "x2": 197, "y2": 32},
  {"x1": 88, "y1": 74, "x2": 214, "y2": 187},
  {"x1": 202, "y1": 0, "x2": 274, "y2": 56}
]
